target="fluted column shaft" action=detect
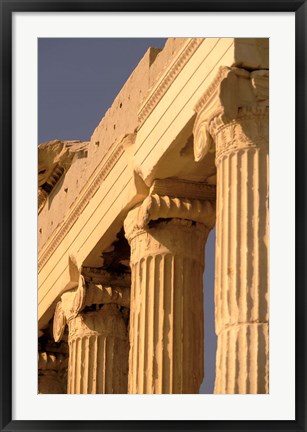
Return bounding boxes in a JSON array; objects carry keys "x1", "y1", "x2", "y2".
[
  {"x1": 67, "y1": 304, "x2": 129, "y2": 394},
  {"x1": 213, "y1": 107, "x2": 269, "y2": 393},
  {"x1": 128, "y1": 219, "x2": 208, "y2": 394},
  {"x1": 124, "y1": 183, "x2": 216, "y2": 394},
  {"x1": 193, "y1": 67, "x2": 269, "y2": 394}
]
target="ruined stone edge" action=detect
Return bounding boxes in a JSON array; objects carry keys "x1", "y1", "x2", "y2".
[
  {"x1": 38, "y1": 143, "x2": 125, "y2": 272},
  {"x1": 138, "y1": 38, "x2": 204, "y2": 126}
]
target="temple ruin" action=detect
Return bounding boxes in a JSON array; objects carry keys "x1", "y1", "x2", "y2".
[{"x1": 38, "y1": 38, "x2": 269, "y2": 394}]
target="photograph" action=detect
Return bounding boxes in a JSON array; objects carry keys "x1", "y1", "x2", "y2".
[
  {"x1": 1, "y1": 3, "x2": 305, "y2": 430},
  {"x1": 37, "y1": 37, "x2": 269, "y2": 395}
]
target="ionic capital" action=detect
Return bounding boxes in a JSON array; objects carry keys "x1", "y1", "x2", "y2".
[
  {"x1": 53, "y1": 255, "x2": 130, "y2": 343},
  {"x1": 193, "y1": 66, "x2": 269, "y2": 162},
  {"x1": 124, "y1": 178, "x2": 216, "y2": 242}
]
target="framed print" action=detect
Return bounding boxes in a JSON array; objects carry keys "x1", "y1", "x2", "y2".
[{"x1": 1, "y1": 1, "x2": 306, "y2": 431}]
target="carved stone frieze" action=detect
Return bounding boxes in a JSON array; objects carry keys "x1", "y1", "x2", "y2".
[{"x1": 138, "y1": 38, "x2": 204, "y2": 126}]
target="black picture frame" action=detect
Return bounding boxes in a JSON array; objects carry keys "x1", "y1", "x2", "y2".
[{"x1": 1, "y1": 1, "x2": 306, "y2": 431}]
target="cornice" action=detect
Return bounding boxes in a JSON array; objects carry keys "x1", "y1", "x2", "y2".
[
  {"x1": 38, "y1": 139, "x2": 126, "y2": 272},
  {"x1": 138, "y1": 38, "x2": 204, "y2": 126}
]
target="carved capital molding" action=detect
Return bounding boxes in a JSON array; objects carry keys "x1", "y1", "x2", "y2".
[
  {"x1": 53, "y1": 255, "x2": 131, "y2": 343},
  {"x1": 53, "y1": 287, "x2": 83, "y2": 343},
  {"x1": 53, "y1": 301, "x2": 67, "y2": 343},
  {"x1": 214, "y1": 106, "x2": 269, "y2": 164},
  {"x1": 124, "y1": 178, "x2": 216, "y2": 242},
  {"x1": 193, "y1": 67, "x2": 269, "y2": 162},
  {"x1": 68, "y1": 304, "x2": 127, "y2": 340}
]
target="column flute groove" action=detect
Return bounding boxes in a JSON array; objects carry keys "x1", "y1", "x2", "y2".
[{"x1": 66, "y1": 305, "x2": 129, "y2": 394}]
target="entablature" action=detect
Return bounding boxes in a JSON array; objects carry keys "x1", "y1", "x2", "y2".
[{"x1": 38, "y1": 37, "x2": 268, "y2": 330}]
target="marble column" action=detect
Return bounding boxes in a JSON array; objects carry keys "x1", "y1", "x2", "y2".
[
  {"x1": 124, "y1": 179, "x2": 216, "y2": 394},
  {"x1": 53, "y1": 272, "x2": 130, "y2": 394},
  {"x1": 193, "y1": 67, "x2": 269, "y2": 393},
  {"x1": 67, "y1": 304, "x2": 128, "y2": 394}
]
